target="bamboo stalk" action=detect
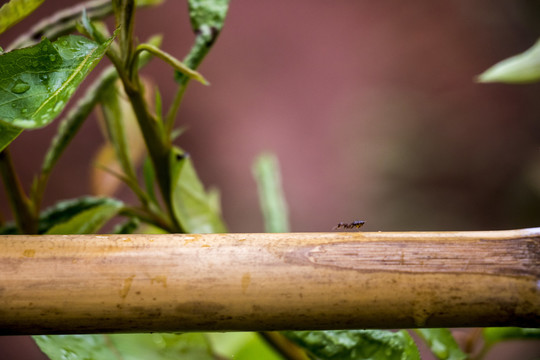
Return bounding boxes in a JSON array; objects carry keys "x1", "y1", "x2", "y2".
[{"x1": 0, "y1": 229, "x2": 538, "y2": 335}]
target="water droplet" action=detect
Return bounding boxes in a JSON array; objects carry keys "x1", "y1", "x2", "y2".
[
  {"x1": 61, "y1": 40, "x2": 68, "y2": 46},
  {"x1": 39, "y1": 74, "x2": 49, "y2": 82},
  {"x1": 11, "y1": 79, "x2": 30, "y2": 94},
  {"x1": 11, "y1": 103, "x2": 16, "y2": 108},
  {"x1": 21, "y1": 108, "x2": 28, "y2": 114},
  {"x1": 49, "y1": 54, "x2": 56, "y2": 62}
]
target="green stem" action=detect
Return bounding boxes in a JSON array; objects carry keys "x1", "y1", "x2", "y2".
[
  {"x1": 122, "y1": 82, "x2": 181, "y2": 232},
  {"x1": 259, "y1": 332, "x2": 310, "y2": 360},
  {"x1": 119, "y1": 0, "x2": 136, "y2": 68},
  {"x1": 132, "y1": 44, "x2": 209, "y2": 85},
  {"x1": 164, "y1": 83, "x2": 188, "y2": 140},
  {"x1": 119, "y1": 206, "x2": 173, "y2": 233},
  {"x1": 0, "y1": 149, "x2": 38, "y2": 234},
  {"x1": 163, "y1": 34, "x2": 212, "y2": 136}
]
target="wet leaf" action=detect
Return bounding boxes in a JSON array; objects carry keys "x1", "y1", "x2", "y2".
[
  {"x1": 40, "y1": 66, "x2": 118, "y2": 184},
  {"x1": 0, "y1": 34, "x2": 113, "y2": 129},
  {"x1": 41, "y1": 35, "x2": 161, "y2": 183},
  {"x1": 415, "y1": 329, "x2": 467, "y2": 360},
  {"x1": 477, "y1": 38, "x2": 540, "y2": 84},
  {"x1": 0, "y1": 0, "x2": 44, "y2": 35},
  {"x1": 187, "y1": 0, "x2": 230, "y2": 41},
  {"x1": 170, "y1": 147, "x2": 227, "y2": 233},
  {"x1": 39, "y1": 196, "x2": 123, "y2": 234},
  {"x1": 34, "y1": 333, "x2": 215, "y2": 360},
  {"x1": 175, "y1": 0, "x2": 231, "y2": 83},
  {"x1": 283, "y1": 330, "x2": 420, "y2": 360}
]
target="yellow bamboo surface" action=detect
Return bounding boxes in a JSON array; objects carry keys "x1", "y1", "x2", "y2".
[{"x1": 0, "y1": 229, "x2": 538, "y2": 335}]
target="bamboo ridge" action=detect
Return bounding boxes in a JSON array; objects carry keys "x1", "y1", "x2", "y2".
[{"x1": 0, "y1": 229, "x2": 538, "y2": 335}]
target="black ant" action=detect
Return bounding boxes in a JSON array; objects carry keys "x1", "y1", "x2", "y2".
[{"x1": 333, "y1": 220, "x2": 365, "y2": 230}]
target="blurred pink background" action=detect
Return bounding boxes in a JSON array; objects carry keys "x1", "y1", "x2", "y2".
[{"x1": 1, "y1": 0, "x2": 539, "y2": 359}]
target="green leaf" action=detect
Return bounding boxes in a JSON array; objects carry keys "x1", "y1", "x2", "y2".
[
  {"x1": 113, "y1": 217, "x2": 140, "y2": 234},
  {"x1": 415, "y1": 329, "x2": 467, "y2": 360},
  {"x1": 40, "y1": 66, "x2": 118, "y2": 180},
  {"x1": 188, "y1": 0, "x2": 230, "y2": 40},
  {"x1": 477, "y1": 38, "x2": 540, "y2": 84},
  {"x1": 39, "y1": 196, "x2": 123, "y2": 235},
  {"x1": 174, "y1": 0, "x2": 231, "y2": 84},
  {"x1": 252, "y1": 152, "x2": 290, "y2": 233},
  {"x1": 98, "y1": 80, "x2": 138, "y2": 181},
  {"x1": 37, "y1": 34, "x2": 161, "y2": 194},
  {"x1": 7, "y1": 0, "x2": 161, "y2": 51},
  {"x1": 207, "y1": 333, "x2": 282, "y2": 360},
  {"x1": 0, "y1": 121, "x2": 23, "y2": 152},
  {"x1": 33, "y1": 333, "x2": 215, "y2": 360},
  {"x1": 79, "y1": 9, "x2": 111, "y2": 45},
  {"x1": 155, "y1": 86, "x2": 163, "y2": 122},
  {"x1": 0, "y1": 0, "x2": 45, "y2": 35},
  {"x1": 170, "y1": 147, "x2": 227, "y2": 233},
  {"x1": 0, "y1": 222, "x2": 18, "y2": 234},
  {"x1": 483, "y1": 327, "x2": 540, "y2": 346},
  {"x1": 143, "y1": 156, "x2": 159, "y2": 206},
  {"x1": 0, "y1": 34, "x2": 113, "y2": 129},
  {"x1": 283, "y1": 330, "x2": 420, "y2": 360}
]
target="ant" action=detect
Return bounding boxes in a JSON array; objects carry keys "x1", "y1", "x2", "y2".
[{"x1": 333, "y1": 220, "x2": 365, "y2": 230}]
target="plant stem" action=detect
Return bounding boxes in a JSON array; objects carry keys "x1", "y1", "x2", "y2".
[
  {"x1": 164, "y1": 83, "x2": 188, "y2": 139},
  {"x1": 132, "y1": 44, "x2": 208, "y2": 85},
  {"x1": 119, "y1": 206, "x2": 173, "y2": 233},
  {"x1": 121, "y1": 83, "x2": 180, "y2": 231},
  {"x1": 110, "y1": 0, "x2": 181, "y2": 232},
  {"x1": 259, "y1": 332, "x2": 310, "y2": 360},
  {"x1": 0, "y1": 149, "x2": 37, "y2": 234}
]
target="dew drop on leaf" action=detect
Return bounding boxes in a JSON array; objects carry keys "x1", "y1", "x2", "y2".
[
  {"x1": 39, "y1": 74, "x2": 48, "y2": 81},
  {"x1": 49, "y1": 54, "x2": 56, "y2": 62},
  {"x1": 21, "y1": 108, "x2": 28, "y2": 114},
  {"x1": 11, "y1": 79, "x2": 30, "y2": 94}
]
